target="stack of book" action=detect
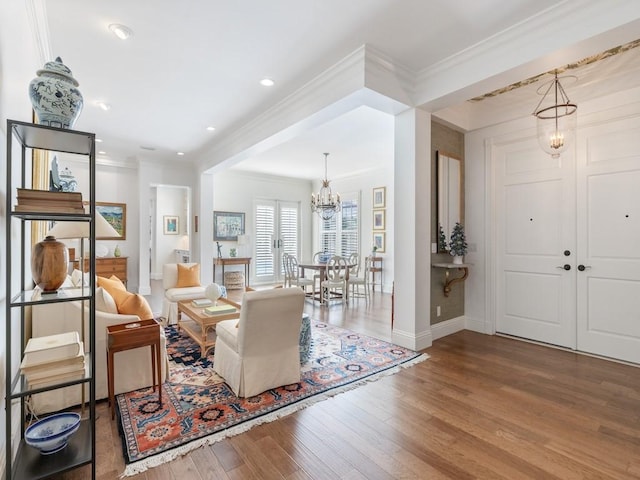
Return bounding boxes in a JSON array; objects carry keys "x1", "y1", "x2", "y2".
[
  {"x1": 192, "y1": 298, "x2": 212, "y2": 308},
  {"x1": 204, "y1": 304, "x2": 236, "y2": 316},
  {"x1": 20, "y1": 331, "x2": 85, "y2": 388},
  {"x1": 15, "y1": 188, "x2": 84, "y2": 214}
]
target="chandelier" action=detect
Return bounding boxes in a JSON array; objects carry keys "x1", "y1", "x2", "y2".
[
  {"x1": 311, "y1": 153, "x2": 341, "y2": 220},
  {"x1": 532, "y1": 71, "x2": 577, "y2": 158}
]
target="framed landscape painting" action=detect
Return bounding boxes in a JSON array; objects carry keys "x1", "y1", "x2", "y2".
[
  {"x1": 373, "y1": 209, "x2": 385, "y2": 230},
  {"x1": 96, "y1": 202, "x2": 126, "y2": 240},
  {"x1": 214, "y1": 211, "x2": 245, "y2": 241},
  {"x1": 373, "y1": 186, "x2": 386, "y2": 208},
  {"x1": 373, "y1": 232, "x2": 385, "y2": 253}
]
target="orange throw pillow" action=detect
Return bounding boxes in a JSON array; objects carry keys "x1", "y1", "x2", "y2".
[
  {"x1": 97, "y1": 275, "x2": 127, "y2": 299},
  {"x1": 111, "y1": 289, "x2": 154, "y2": 320},
  {"x1": 176, "y1": 264, "x2": 200, "y2": 287}
]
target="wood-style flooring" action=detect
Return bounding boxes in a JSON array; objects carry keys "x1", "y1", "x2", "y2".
[{"x1": 52, "y1": 289, "x2": 640, "y2": 479}]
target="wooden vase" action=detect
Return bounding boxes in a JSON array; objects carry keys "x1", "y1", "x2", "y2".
[{"x1": 31, "y1": 235, "x2": 69, "y2": 292}]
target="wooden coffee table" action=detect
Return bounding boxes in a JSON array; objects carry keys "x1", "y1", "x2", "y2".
[{"x1": 177, "y1": 297, "x2": 241, "y2": 357}]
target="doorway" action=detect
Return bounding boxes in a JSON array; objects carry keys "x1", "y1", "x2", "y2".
[{"x1": 493, "y1": 110, "x2": 640, "y2": 364}]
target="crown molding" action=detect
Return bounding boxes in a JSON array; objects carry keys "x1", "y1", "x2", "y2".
[{"x1": 25, "y1": 0, "x2": 51, "y2": 63}]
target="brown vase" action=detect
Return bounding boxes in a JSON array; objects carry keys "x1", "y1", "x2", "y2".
[{"x1": 31, "y1": 236, "x2": 69, "y2": 292}]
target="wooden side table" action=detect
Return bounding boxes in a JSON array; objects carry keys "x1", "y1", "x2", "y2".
[
  {"x1": 106, "y1": 319, "x2": 162, "y2": 420},
  {"x1": 214, "y1": 257, "x2": 251, "y2": 287},
  {"x1": 370, "y1": 256, "x2": 383, "y2": 292}
]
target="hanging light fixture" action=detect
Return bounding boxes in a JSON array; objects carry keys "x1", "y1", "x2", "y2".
[
  {"x1": 311, "y1": 153, "x2": 341, "y2": 220},
  {"x1": 532, "y1": 71, "x2": 577, "y2": 158}
]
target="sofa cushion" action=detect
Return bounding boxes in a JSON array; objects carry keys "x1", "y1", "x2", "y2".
[
  {"x1": 95, "y1": 287, "x2": 118, "y2": 314},
  {"x1": 164, "y1": 286, "x2": 206, "y2": 302},
  {"x1": 97, "y1": 275, "x2": 127, "y2": 299},
  {"x1": 111, "y1": 289, "x2": 154, "y2": 320},
  {"x1": 176, "y1": 263, "x2": 200, "y2": 288}
]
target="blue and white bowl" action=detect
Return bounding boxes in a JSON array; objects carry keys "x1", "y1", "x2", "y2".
[{"x1": 25, "y1": 412, "x2": 81, "y2": 455}]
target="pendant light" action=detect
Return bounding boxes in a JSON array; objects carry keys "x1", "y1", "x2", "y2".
[
  {"x1": 311, "y1": 153, "x2": 341, "y2": 221},
  {"x1": 532, "y1": 71, "x2": 577, "y2": 158}
]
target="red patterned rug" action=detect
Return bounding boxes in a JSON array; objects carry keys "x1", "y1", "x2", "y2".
[{"x1": 117, "y1": 321, "x2": 428, "y2": 476}]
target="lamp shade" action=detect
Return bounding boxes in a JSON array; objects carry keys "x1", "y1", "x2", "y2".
[{"x1": 47, "y1": 210, "x2": 120, "y2": 239}]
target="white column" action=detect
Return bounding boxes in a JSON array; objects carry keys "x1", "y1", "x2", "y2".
[{"x1": 392, "y1": 108, "x2": 432, "y2": 351}]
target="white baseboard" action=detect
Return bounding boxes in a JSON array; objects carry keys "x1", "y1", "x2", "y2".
[
  {"x1": 465, "y1": 315, "x2": 489, "y2": 334},
  {"x1": 431, "y1": 316, "x2": 466, "y2": 340}
]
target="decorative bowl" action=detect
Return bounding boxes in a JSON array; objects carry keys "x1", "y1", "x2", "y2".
[{"x1": 25, "y1": 412, "x2": 81, "y2": 455}]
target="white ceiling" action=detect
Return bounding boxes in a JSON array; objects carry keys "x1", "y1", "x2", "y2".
[{"x1": 5, "y1": 1, "x2": 640, "y2": 179}]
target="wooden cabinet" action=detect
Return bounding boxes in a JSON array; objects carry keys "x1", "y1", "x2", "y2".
[{"x1": 83, "y1": 257, "x2": 127, "y2": 285}]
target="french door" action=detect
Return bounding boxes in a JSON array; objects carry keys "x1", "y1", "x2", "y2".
[
  {"x1": 495, "y1": 110, "x2": 640, "y2": 364},
  {"x1": 254, "y1": 200, "x2": 299, "y2": 284}
]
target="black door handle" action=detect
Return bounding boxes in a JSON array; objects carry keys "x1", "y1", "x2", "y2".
[
  {"x1": 556, "y1": 264, "x2": 571, "y2": 271},
  {"x1": 578, "y1": 265, "x2": 591, "y2": 271}
]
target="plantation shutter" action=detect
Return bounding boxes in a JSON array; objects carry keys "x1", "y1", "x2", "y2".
[
  {"x1": 280, "y1": 204, "x2": 298, "y2": 273},
  {"x1": 318, "y1": 191, "x2": 359, "y2": 256},
  {"x1": 340, "y1": 199, "x2": 359, "y2": 256},
  {"x1": 255, "y1": 204, "x2": 275, "y2": 277}
]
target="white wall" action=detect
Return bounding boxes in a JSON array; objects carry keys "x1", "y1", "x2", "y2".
[{"x1": 152, "y1": 185, "x2": 190, "y2": 278}]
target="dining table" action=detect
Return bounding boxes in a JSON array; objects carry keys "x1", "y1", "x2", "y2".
[{"x1": 297, "y1": 259, "x2": 356, "y2": 304}]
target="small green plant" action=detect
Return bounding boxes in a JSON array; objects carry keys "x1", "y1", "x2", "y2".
[
  {"x1": 438, "y1": 224, "x2": 448, "y2": 252},
  {"x1": 449, "y1": 222, "x2": 467, "y2": 257}
]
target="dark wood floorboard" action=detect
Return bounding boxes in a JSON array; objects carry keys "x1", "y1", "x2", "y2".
[{"x1": 50, "y1": 288, "x2": 640, "y2": 479}]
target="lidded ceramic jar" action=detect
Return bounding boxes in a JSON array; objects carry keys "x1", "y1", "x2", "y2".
[
  {"x1": 31, "y1": 236, "x2": 69, "y2": 292},
  {"x1": 29, "y1": 57, "x2": 83, "y2": 128}
]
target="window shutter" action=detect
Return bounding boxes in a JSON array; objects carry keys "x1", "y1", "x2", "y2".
[{"x1": 255, "y1": 204, "x2": 274, "y2": 277}]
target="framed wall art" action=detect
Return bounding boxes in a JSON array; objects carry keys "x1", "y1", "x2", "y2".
[
  {"x1": 373, "y1": 232, "x2": 386, "y2": 253},
  {"x1": 163, "y1": 215, "x2": 179, "y2": 235},
  {"x1": 214, "y1": 211, "x2": 245, "y2": 241},
  {"x1": 373, "y1": 186, "x2": 386, "y2": 208},
  {"x1": 373, "y1": 209, "x2": 385, "y2": 230},
  {"x1": 96, "y1": 202, "x2": 126, "y2": 240}
]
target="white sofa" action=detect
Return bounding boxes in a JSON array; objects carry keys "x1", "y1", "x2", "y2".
[
  {"x1": 161, "y1": 263, "x2": 206, "y2": 324},
  {"x1": 31, "y1": 288, "x2": 169, "y2": 414}
]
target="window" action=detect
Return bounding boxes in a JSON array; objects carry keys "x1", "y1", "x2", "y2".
[
  {"x1": 319, "y1": 192, "x2": 359, "y2": 256},
  {"x1": 255, "y1": 200, "x2": 299, "y2": 283}
]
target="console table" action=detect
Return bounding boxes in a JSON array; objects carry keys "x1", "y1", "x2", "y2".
[
  {"x1": 370, "y1": 256, "x2": 383, "y2": 292},
  {"x1": 214, "y1": 257, "x2": 251, "y2": 287}
]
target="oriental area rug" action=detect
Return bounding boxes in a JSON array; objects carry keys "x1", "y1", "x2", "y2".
[{"x1": 117, "y1": 321, "x2": 428, "y2": 477}]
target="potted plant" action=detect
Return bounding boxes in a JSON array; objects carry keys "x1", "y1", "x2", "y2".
[
  {"x1": 438, "y1": 224, "x2": 448, "y2": 252},
  {"x1": 448, "y1": 222, "x2": 467, "y2": 264},
  {"x1": 371, "y1": 245, "x2": 378, "y2": 257}
]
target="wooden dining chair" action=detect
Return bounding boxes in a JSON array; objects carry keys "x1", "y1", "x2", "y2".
[
  {"x1": 288, "y1": 255, "x2": 315, "y2": 296},
  {"x1": 347, "y1": 255, "x2": 371, "y2": 303},
  {"x1": 321, "y1": 255, "x2": 348, "y2": 305}
]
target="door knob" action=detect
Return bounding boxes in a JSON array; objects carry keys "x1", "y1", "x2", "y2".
[
  {"x1": 556, "y1": 264, "x2": 571, "y2": 271},
  {"x1": 578, "y1": 265, "x2": 591, "y2": 271}
]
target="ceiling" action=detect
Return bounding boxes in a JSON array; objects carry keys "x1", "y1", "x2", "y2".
[{"x1": 6, "y1": 1, "x2": 640, "y2": 180}]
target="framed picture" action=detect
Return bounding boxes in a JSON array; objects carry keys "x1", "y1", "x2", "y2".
[
  {"x1": 163, "y1": 215, "x2": 179, "y2": 235},
  {"x1": 96, "y1": 202, "x2": 126, "y2": 240},
  {"x1": 373, "y1": 209, "x2": 385, "y2": 230},
  {"x1": 373, "y1": 232, "x2": 386, "y2": 253},
  {"x1": 373, "y1": 186, "x2": 386, "y2": 208},
  {"x1": 214, "y1": 211, "x2": 245, "y2": 241}
]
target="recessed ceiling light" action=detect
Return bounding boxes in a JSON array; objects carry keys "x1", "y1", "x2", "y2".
[
  {"x1": 108, "y1": 23, "x2": 134, "y2": 40},
  {"x1": 98, "y1": 150, "x2": 107, "y2": 155},
  {"x1": 177, "y1": 152, "x2": 185, "y2": 156},
  {"x1": 206, "y1": 126, "x2": 216, "y2": 131},
  {"x1": 260, "y1": 78, "x2": 275, "y2": 87},
  {"x1": 95, "y1": 138, "x2": 103, "y2": 143},
  {"x1": 96, "y1": 101, "x2": 111, "y2": 111}
]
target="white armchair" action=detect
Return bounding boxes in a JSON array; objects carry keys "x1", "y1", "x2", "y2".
[
  {"x1": 161, "y1": 263, "x2": 206, "y2": 324},
  {"x1": 213, "y1": 287, "x2": 305, "y2": 397}
]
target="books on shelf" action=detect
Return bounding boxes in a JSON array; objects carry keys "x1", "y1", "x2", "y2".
[
  {"x1": 21, "y1": 331, "x2": 82, "y2": 369},
  {"x1": 15, "y1": 188, "x2": 84, "y2": 213},
  {"x1": 192, "y1": 298, "x2": 213, "y2": 307},
  {"x1": 203, "y1": 304, "x2": 236, "y2": 316},
  {"x1": 21, "y1": 344, "x2": 85, "y2": 380}
]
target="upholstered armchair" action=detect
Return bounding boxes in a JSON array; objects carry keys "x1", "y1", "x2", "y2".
[
  {"x1": 161, "y1": 263, "x2": 206, "y2": 324},
  {"x1": 213, "y1": 287, "x2": 305, "y2": 397}
]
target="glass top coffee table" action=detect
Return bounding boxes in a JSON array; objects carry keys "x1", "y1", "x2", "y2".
[{"x1": 176, "y1": 297, "x2": 241, "y2": 357}]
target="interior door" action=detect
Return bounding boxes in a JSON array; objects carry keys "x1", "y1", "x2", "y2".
[
  {"x1": 576, "y1": 116, "x2": 640, "y2": 364},
  {"x1": 254, "y1": 200, "x2": 299, "y2": 284},
  {"x1": 495, "y1": 138, "x2": 576, "y2": 348}
]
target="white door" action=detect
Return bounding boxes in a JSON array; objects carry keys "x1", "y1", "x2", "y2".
[
  {"x1": 575, "y1": 116, "x2": 640, "y2": 364},
  {"x1": 495, "y1": 111, "x2": 640, "y2": 364},
  {"x1": 254, "y1": 200, "x2": 299, "y2": 284},
  {"x1": 495, "y1": 137, "x2": 576, "y2": 348}
]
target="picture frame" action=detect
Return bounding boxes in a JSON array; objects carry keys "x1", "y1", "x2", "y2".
[
  {"x1": 373, "y1": 186, "x2": 386, "y2": 208},
  {"x1": 373, "y1": 209, "x2": 385, "y2": 230},
  {"x1": 214, "y1": 211, "x2": 245, "y2": 241},
  {"x1": 96, "y1": 202, "x2": 126, "y2": 240},
  {"x1": 373, "y1": 232, "x2": 386, "y2": 253},
  {"x1": 163, "y1": 215, "x2": 179, "y2": 235}
]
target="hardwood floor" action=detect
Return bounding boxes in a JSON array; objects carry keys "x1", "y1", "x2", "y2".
[{"x1": 54, "y1": 289, "x2": 640, "y2": 479}]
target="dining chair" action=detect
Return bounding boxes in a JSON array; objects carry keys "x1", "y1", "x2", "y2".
[
  {"x1": 282, "y1": 253, "x2": 292, "y2": 287},
  {"x1": 288, "y1": 255, "x2": 315, "y2": 296},
  {"x1": 348, "y1": 253, "x2": 360, "y2": 277},
  {"x1": 321, "y1": 255, "x2": 348, "y2": 305},
  {"x1": 311, "y1": 251, "x2": 325, "y2": 292},
  {"x1": 347, "y1": 255, "x2": 371, "y2": 303}
]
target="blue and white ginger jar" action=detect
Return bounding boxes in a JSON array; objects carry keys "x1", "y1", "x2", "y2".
[{"x1": 29, "y1": 57, "x2": 83, "y2": 129}]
